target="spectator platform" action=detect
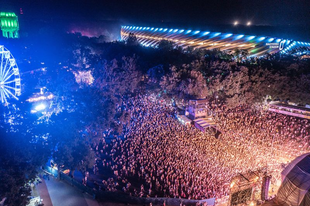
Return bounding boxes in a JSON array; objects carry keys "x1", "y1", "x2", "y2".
[{"x1": 194, "y1": 117, "x2": 216, "y2": 132}]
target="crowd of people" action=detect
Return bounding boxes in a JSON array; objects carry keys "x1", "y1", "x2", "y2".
[{"x1": 90, "y1": 94, "x2": 310, "y2": 200}]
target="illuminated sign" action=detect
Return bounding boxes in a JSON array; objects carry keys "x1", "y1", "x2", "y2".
[
  {"x1": 266, "y1": 40, "x2": 286, "y2": 50},
  {"x1": 266, "y1": 43, "x2": 280, "y2": 49}
]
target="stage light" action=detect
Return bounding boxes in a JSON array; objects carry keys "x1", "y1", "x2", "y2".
[
  {"x1": 234, "y1": 21, "x2": 238, "y2": 26},
  {"x1": 247, "y1": 21, "x2": 251, "y2": 26},
  {"x1": 212, "y1": 32, "x2": 221, "y2": 37},
  {"x1": 35, "y1": 103, "x2": 46, "y2": 111},
  {"x1": 247, "y1": 36, "x2": 256, "y2": 40},
  {"x1": 224, "y1": 33, "x2": 233, "y2": 38},
  {"x1": 258, "y1": 37, "x2": 266, "y2": 41},
  {"x1": 235, "y1": 34, "x2": 244, "y2": 40},
  {"x1": 203, "y1": 31, "x2": 210, "y2": 36}
]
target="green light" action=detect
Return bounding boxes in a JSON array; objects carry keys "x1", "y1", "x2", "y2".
[
  {"x1": 250, "y1": 48, "x2": 259, "y2": 53},
  {"x1": 0, "y1": 12, "x2": 19, "y2": 38}
]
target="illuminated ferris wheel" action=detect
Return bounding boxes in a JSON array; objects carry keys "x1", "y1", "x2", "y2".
[{"x1": 0, "y1": 45, "x2": 21, "y2": 105}]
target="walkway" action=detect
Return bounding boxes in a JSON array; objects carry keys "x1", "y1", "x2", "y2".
[{"x1": 36, "y1": 175, "x2": 100, "y2": 206}]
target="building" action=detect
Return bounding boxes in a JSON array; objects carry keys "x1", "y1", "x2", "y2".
[
  {"x1": 0, "y1": 12, "x2": 19, "y2": 38},
  {"x1": 121, "y1": 25, "x2": 310, "y2": 57},
  {"x1": 186, "y1": 99, "x2": 211, "y2": 119}
]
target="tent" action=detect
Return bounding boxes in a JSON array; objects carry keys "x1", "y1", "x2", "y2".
[{"x1": 263, "y1": 153, "x2": 310, "y2": 206}]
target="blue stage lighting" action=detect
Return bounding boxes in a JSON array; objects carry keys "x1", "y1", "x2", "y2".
[
  {"x1": 235, "y1": 34, "x2": 244, "y2": 40},
  {"x1": 203, "y1": 31, "x2": 210, "y2": 36},
  {"x1": 212, "y1": 32, "x2": 221, "y2": 37},
  {"x1": 224, "y1": 33, "x2": 233, "y2": 38},
  {"x1": 258, "y1": 37, "x2": 266, "y2": 41},
  {"x1": 247, "y1": 36, "x2": 255, "y2": 40},
  {"x1": 267, "y1": 38, "x2": 274, "y2": 42}
]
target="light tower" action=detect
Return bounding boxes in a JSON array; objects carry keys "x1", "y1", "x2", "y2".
[{"x1": 0, "y1": 12, "x2": 19, "y2": 38}]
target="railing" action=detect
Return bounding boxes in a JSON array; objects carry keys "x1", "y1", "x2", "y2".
[{"x1": 59, "y1": 172, "x2": 96, "y2": 197}]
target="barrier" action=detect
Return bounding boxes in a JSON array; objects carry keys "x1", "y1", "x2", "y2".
[{"x1": 59, "y1": 172, "x2": 96, "y2": 197}]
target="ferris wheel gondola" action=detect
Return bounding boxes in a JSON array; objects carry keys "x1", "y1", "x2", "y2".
[{"x1": 0, "y1": 45, "x2": 21, "y2": 105}]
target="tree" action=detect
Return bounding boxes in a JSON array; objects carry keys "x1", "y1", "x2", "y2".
[
  {"x1": 160, "y1": 66, "x2": 181, "y2": 95},
  {"x1": 178, "y1": 70, "x2": 208, "y2": 99},
  {"x1": 126, "y1": 33, "x2": 139, "y2": 46},
  {"x1": 157, "y1": 40, "x2": 175, "y2": 52},
  {"x1": 54, "y1": 131, "x2": 95, "y2": 178},
  {"x1": 0, "y1": 119, "x2": 49, "y2": 206}
]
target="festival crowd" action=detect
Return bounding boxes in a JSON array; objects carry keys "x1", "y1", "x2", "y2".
[{"x1": 90, "y1": 94, "x2": 310, "y2": 200}]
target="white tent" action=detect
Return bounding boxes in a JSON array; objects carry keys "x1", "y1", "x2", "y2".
[{"x1": 264, "y1": 153, "x2": 310, "y2": 206}]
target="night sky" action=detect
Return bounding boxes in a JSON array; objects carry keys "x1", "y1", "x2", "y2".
[
  {"x1": 1, "y1": 0, "x2": 310, "y2": 40},
  {"x1": 2, "y1": 0, "x2": 310, "y2": 26}
]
